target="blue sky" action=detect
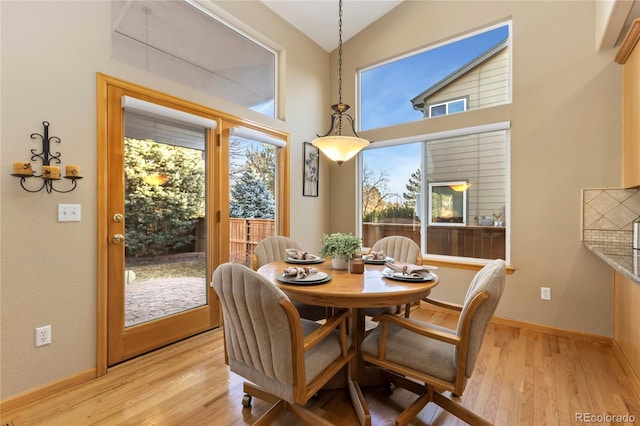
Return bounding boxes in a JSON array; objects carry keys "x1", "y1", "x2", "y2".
[{"x1": 360, "y1": 24, "x2": 509, "y2": 196}]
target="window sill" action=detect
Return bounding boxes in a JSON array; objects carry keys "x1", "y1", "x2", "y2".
[{"x1": 422, "y1": 255, "x2": 515, "y2": 274}]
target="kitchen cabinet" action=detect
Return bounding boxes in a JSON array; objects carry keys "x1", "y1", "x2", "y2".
[
  {"x1": 616, "y1": 18, "x2": 640, "y2": 188},
  {"x1": 613, "y1": 270, "x2": 640, "y2": 380}
]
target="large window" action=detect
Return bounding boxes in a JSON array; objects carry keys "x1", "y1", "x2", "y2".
[
  {"x1": 360, "y1": 23, "x2": 510, "y2": 130},
  {"x1": 361, "y1": 128, "x2": 508, "y2": 262},
  {"x1": 111, "y1": 0, "x2": 277, "y2": 117}
]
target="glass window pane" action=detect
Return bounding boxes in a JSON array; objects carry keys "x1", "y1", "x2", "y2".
[
  {"x1": 430, "y1": 104, "x2": 446, "y2": 117},
  {"x1": 448, "y1": 99, "x2": 466, "y2": 114},
  {"x1": 361, "y1": 24, "x2": 509, "y2": 130},
  {"x1": 112, "y1": 0, "x2": 276, "y2": 117},
  {"x1": 361, "y1": 143, "x2": 422, "y2": 249},
  {"x1": 425, "y1": 130, "x2": 507, "y2": 260},
  {"x1": 229, "y1": 135, "x2": 277, "y2": 266},
  {"x1": 123, "y1": 112, "x2": 207, "y2": 327}
]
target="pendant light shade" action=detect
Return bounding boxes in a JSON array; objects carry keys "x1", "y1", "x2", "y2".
[
  {"x1": 312, "y1": 135, "x2": 369, "y2": 164},
  {"x1": 312, "y1": 0, "x2": 369, "y2": 165}
]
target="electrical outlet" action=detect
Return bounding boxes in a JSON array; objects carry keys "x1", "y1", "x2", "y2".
[
  {"x1": 58, "y1": 204, "x2": 81, "y2": 222},
  {"x1": 35, "y1": 325, "x2": 51, "y2": 347},
  {"x1": 540, "y1": 287, "x2": 551, "y2": 301}
]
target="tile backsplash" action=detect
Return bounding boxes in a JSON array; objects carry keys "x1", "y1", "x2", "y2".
[{"x1": 582, "y1": 188, "x2": 640, "y2": 252}]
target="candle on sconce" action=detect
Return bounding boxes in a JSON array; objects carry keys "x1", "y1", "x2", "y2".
[
  {"x1": 13, "y1": 162, "x2": 32, "y2": 176},
  {"x1": 42, "y1": 165, "x2": 60, "y2": 179},
  {"x1": 65, "y1": 165, "x2": 81, "y2": 178}
]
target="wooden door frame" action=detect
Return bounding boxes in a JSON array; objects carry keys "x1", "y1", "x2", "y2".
[{"x1": 96, "y1": 73, "x2": 290, "y2": 375}]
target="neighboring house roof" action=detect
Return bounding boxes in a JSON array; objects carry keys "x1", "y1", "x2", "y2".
[{"x1": 410, "y1": 38, "x2": 509, "y2": 110}]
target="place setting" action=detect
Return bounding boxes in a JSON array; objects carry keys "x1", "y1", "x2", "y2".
[
  {"x1": 285, "y1": 248, "x2": 325, "y2": 264},
  {"x1": 277, "y1": 266, "x2": 332, "y2": 285},
  {"x1": 381, "y1": 262, "x2": 438, "y2": 282},
  {"x1": 362, "y1": 250, "x2": 394, "y2": 264}
]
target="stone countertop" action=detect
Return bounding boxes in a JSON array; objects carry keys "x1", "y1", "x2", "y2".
[{"x1": 583, "y1": 241, "x2": 640, "y2": 285}]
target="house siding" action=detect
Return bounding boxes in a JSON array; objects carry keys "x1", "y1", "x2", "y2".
[
  {"x1": 424, "y1": 47, "x2": 509, "y2": 113},
  {"x1": 427, "y1": 131, "x2": 507, "y2": 223}
]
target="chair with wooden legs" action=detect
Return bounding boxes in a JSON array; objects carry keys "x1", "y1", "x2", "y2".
[
  {"x1": 211, "y1": 262, "x2": 355, "y2": 425},
  {"x1": 252, "y1": 235, "x2": 327, "y2": 321},
  {"x1": 361, "y1": 259, "x2": 506, "y2": 426},
  {"x1": 366, "y1": 235, "x2": 424, "y2": 317}
]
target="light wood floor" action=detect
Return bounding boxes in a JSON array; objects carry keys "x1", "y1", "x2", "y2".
[{"x1": 3, "y1": 306, "x2": 639, "y2": 426}]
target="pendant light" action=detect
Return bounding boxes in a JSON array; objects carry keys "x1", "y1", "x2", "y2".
[{"x1": 311, "y1": 0, "x2": 369, "y2": 165}]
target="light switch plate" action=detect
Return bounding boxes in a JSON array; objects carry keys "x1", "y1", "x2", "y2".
[{"x1": 58, "y1": 204, "x2": 81, "y2": 222}]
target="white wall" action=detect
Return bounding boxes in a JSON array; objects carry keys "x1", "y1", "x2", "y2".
[{"x1": 0, "y1": 0, "x2": 329, "y2": 399}]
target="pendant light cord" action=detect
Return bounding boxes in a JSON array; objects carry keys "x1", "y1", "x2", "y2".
[{"x1": 337, "y1": 0, "x2": 344, "y2": 134}]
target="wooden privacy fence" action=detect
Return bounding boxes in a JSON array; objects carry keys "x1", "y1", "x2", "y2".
[
  {"x1": 229, "y1": 220, "x2": 503, "y2": 265},
  {"x1": 361, "y1": 222, "x2": 421, "y2": 248},
  {"x1": 230, "y1": 218, "x2": 275, "y2": 266}
]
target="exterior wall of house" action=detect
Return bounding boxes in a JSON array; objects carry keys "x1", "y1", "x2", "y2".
[
  {"x1": 427, "y1": 131, "x2": 507, "y2": 223},
  {"x1": 330, "y1": 1, "x2": 621, "y2": 338},
  {"x1": 426, "y1": 47, "x2": 510, "y2": 112},
  {"x1": 0, "y1": 0, "x2": 330, "y2": 399}
]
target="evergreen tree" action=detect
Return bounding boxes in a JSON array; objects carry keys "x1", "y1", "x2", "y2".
[
  {"x1": 124, "y1": 139, "x2": 205, "y2": 257},
  {"x1": 403, "y1": 169, "x2": 422, "y2": 208},
  {"x1": 230, "y1": 170, "x2": 275, "y2": 218}
]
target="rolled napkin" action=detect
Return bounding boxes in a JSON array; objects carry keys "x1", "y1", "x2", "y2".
[
  {"x1": 286, "y1": 248, "x2": 317, "y2": 260},
  {"x1": 363, "y1": 250, "x2": 386, "y2": 261},
  {"x1": 384, "y1": 262, "x2": 436, "y2": 278},
  {"x1": 283, "y1": 266, "x2": 319, "y2": 279}
]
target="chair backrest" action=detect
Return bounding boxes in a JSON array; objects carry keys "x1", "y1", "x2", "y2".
[
  {"x1": 456, "y1": 259, "x2": 506, "y2": 377},
  {"x1": 253, "y1": 236, "x2": 302, "y2": 270},
  {"x1": 212, "y1": 262, "x2": 298, "y2": 401},
  {"x1": 370, "y1": 235, "x2": 422, "y2": 265}
]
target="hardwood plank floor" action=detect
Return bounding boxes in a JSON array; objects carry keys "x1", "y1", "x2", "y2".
[{"x1": 3, "y1": 306, "x2": 639, "y2": 425}]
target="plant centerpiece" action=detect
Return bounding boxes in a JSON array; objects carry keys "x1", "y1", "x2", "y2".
[{"x1": 319, "y1": 232, "x2": 361, "y2": 270}]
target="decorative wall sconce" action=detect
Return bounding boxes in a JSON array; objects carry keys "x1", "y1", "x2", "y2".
[{"x1": 11, "y1": 121, "x2": 82, "y2": 193}]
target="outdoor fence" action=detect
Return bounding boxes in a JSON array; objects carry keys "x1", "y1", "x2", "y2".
[
  {"x1": 361, "y1": 222, "x2": 421, "y2": 248},
  {"x1": 230, "y1": 218, "x2": 275, "y2": 266}
]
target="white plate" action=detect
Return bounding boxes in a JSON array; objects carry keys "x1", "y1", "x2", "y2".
[
  {"x1": 277, "y1": 271, "x2": 331, "y2": 285},
  {"x1": 381, "y1": 271, "x2": 435, "y2": 282},
  {"x1": 285, "y1": 255, "x2": 324, "y2": 264},
  {"x1": 363, "y1": 256, "x2": 394, "y2": 264}
]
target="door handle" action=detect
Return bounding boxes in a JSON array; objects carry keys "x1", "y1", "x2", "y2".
[
  {"x1": 112, "y1": 234, "x2": 125, "y2": 244},
  {"x1": 112, "y1": 213, "x2": 124, "y2": 223}
]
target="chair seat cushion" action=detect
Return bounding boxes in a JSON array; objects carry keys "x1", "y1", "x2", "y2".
[
  {"x1": 302, "y1": 319, "x2": 345, "y2": 385},
  {"x1": 361, "y1": 320, "x2": 457, "y2": 383}
]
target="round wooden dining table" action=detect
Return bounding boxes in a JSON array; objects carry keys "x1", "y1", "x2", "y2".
[{"x1": 257, "y1": 259, "x2": 439, "y2": 426}]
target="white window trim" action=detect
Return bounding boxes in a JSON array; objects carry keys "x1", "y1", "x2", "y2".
[{"x1": 363, "y1": 121, "x2": 510, "y2": 149}]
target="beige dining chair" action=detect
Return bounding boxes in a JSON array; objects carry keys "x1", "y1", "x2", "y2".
[
  {"x1": 252, "y1": 235, "x2": 327, "y2": 321},
  {"x1": 212, "y1": 262, "x2": 354, "y2": 425},
  {"x1": 367, "y1": 235, "x2": 424, "y2": 317},
  {"x1": 361, "y1": 259, "x2": 506, "y2": 426}
]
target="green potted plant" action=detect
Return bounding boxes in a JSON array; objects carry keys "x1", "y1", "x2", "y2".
[{"x1": 319, "y1": 232, "x2": 362, "y2": 270}]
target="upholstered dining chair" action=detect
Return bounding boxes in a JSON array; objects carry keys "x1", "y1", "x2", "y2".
[
  {"x1": 367, "y1": 235, "x2": 423, "y2": 317},
  {"x1": 212, "y1": 262, "x2": 355, "y2": 425},
  {"x1": 252, "y1": 235, "x2": 327, "y2": 321},
  {"x1": 361, "y1": 259, "x2": 506, "y2": 426}
]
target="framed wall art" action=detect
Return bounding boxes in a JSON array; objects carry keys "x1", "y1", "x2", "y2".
[{"x1": 303, "y1": 142, "x2": 319, "y2": 197}]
